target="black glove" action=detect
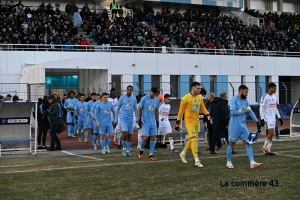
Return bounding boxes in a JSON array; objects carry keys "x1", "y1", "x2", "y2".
[
  {"x1": 71, "y1": 112, "x2": 74, "y2": 116},
  {"x1": 279, "y1": 118, "x2": 283, "y2": 126},
  {"x1": 260, "y1": 119, "x2": 265, "y2": 127},
  {"x1": 256, "y1": 121, "x2": 261, "y2": 134},
  {"x1": 156, "y1": 121, "x2": 159, "y2": 129},
  {"x1": 175, "y1": 120, "x2": 181, "y2": 131},
  {"x1": 137, "y1": 119, "x2": 143, "y2": 128},
  {"x1": 44, "y1": 111, "x2": 49, "y2": 116},
  {"x1": 112, "y1": 122, "x2": 117, "y2": 128},
  {"x1": 75, "y1": 115, "x2": 78, "y2": 120}
]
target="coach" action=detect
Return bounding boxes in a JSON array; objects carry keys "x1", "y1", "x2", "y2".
[
  {"x1": 45, "y1": 95, "x2": 63, "y2": 151},
  {"x1": 209, "y1": 92, "x2": 229, "y2": 153}
]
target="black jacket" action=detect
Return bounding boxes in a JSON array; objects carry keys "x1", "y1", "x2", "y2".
[
  {"x1": 210, "y1": 97, "x2": 229, "y2": 138},
  {"x1": 203, "y1": 101, "x2": 213, "y2": 129}
]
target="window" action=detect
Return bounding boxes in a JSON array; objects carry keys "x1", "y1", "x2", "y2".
[
  {"x1": 152, "y1": 75, "x2": 161, "y2": 93},
  {"x1": 170, "y1": 75, "x2": 178, "y2": 98},
  {"x1": 67, "y1": 75, "x2": 78, "y2": 87},
  {"x1": 45, "y1": 75, "x2": 78, "y2": 88},
  {"x1": 210, "y1": 75, "x2": 216, "y2": 93},
  {"x1": 111, "y1": 75, "x2": 121, "y2": 94}
]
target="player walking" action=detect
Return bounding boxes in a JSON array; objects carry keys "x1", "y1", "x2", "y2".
[
  {"x1": 115, "y1": 85, "x2": 138, "y2": 157},
  {"x1": 260, "y1": 82, "x2": 283, "y2": 155},
  {"x1": 226, "y1": 85, "x2": 262, "y2": 169},
  {"x1": 64, "y1": 91, "x2": 78, "y2": 138},
  {"x1": 158, "y1": 94, "x2": 178, "y2": 152},
  {"x1": 176, "y1": 82, "x2": 210, "y2": 168},
  {"x1": 74, "y1": 94, "x2": 88, "y2": 143}
]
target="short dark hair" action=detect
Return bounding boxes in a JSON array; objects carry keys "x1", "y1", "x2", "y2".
[
  {"x1": 268, "y1": 82, "x2": 276, "y2": 88},
  {"x1": 191, "y1": 81, "x2": 200, "y2": 88},
  {"x1": 238, "y1": 85, "x2": 248, "y2": 91},
  {"x1": 127, "y1": 85, "x2": 133, "y2": 90},
  {"x1": 200, "y1": 88, "x2": 207, "y2": 96},
  {"x1": 6, "y1": 94, "x2": 12, "y2": 97},
  {"x1": 80, "y1": 94, "x2": 85, "y2": 97},
  {"x1": 151, "y1": 87, "x2": 158, "y2": 94},
  {"x1": 164, "y1": 94, "x2": 171, "y2": 99},
  {"x1": 68, "y1": 91, "x2": 75, "y2": 95},
  {"x1": 91, "y1": 93, "x2": 96, "y2": 96},
  {"x1": 96, "y1": 94, "x2": 100, "y2": 96},
  {"x1": 110, "y1": 88, "x2": 116, "y2": 92},
  {"x1": 48, "y1": 95, "x2": 55, "y2": 100},
  {"x1": 102, "y1": 92, "x2": 109, "y2": 96}
]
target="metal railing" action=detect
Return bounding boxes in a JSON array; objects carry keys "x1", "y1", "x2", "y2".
[
  {"x1": 0, "y1": 83, "x2": 45, "y2": 100},
  {"x1": 1, "y1": 44, "x2": 299, "y2": 57}
]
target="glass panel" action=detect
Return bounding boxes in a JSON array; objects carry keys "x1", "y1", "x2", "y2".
[
  {"x1": 45, "y1": 76, "x2": 67, "y2": 88},
  {"x1": 67, "y1": 75, "x2": 78, "y2": 87}
]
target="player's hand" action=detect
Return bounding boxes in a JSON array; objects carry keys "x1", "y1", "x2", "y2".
[
  {"x1": 260, "y1": 119, "x2": 265, "y2": 127},
  {"x1": 175, "y1": 120, "x2": 181, "y2": 132},
  {"x1": 244, "y1": 109, "x2": 250, "y2": 113},
  {"x1": 156, "y1": 121, "x2": 159, "y2": 129},
  {"x1": 75, "y1": 115, "x2": 78, "y2": 120},
  {"x1": 97, "y1": 122, "x2": 100, "y2": 127},
  {"x1": 225, "y1": 126, "x2": 228, "y2": 129},
  {"x1": 206, "y1": 114, "x2": 211, "y2": 120},
  {"x1": 279, "y1": 118, "x2": 283, "y2": 126},
  {"x1": 112, "y1": 122, "x2": 117, "y2": 128},
  {"x1": 137, "y1": 119, "x2": 143, "y2": 128},
  {"x1": 256, "y1": 121, "x2": 261, "y2": 134}
]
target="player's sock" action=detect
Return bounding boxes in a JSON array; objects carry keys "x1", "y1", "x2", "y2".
[
  {"x1": 84, "y1": 130, "x2": 88, "y2": 139},
  {"x1": 96, "y1": 134, "x2": 100, "y2": 141},
  {"x1": 113, "y1": 131, "x2": 116, "y2": 141},
  {"x1": 78, "y1": 129, "x2": 81, "y2": 138},
  {"x1": 90, "y1": 135, "x2": 94, "y2": 143},
  {"x1": 140, "y1": 140, "x2": 146, "y2": 150},
  {"x1": 246, "y1": 145, "x2": 254, "y2": 162},
  {"x1": 122, "y1": 140, "x2": 127, "y2": 149},
  {"x1": 226, "y1": 145, "x2": 233, "y2": 161},
  {"x1": 267, "y1": 141, "x2": 273, "y2": 151},
  {"x1": 68, "y1": 125, "x2": 72, "y2": 136},
  {"x1": 190, "y1": 137, "x2": 198, "y2": 159},
  {"x1": 263, "y1": 138, "x2": 269, "y2": 147},
  {"x1": 195, "y1": 158, "x2": 199, "y2": 162},
  {"x1": 169, "y1": 137, "x2": 174, "y2": 150},
  {"x1": 107, "y1": 138, "x2": 113, "y2": 146},
  {"x1": 127, "y1": 142, "x2": 131, "y2": 151},
  {"x1": 149, "y1": 140, "x2": 156, "y2": 156},
  {"x1": 183, "y1": 139, "x2": 191, "y2": 153},
  {"x1": 100, "y1": 139, "x2": 106, "y2": 149},
  {"x1": 117, "y1": 132, "x2": 121, "y2": 145},
  {"x1": 137, "y1": 130, "x2": 142, "y2": 147},
  {"x1": 93, "y1": 134, "x2": 98, "y2": 145}
]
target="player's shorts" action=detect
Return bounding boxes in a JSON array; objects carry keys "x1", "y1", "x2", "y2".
[
  {"x1": 99, "y1": 124, "x2": 113, "y2": 135},
  {"x1": 266, "y1": 121, "x2": 276, "y2": 129},
  {"x1": 87, "y1": 116, "x2": 94, "y2": 129},
  {"x1": 67, "y1": 111, "x2": 76, "y2": 124},
  {"x1": 133, "y1": 121, "x2": 139, "y2": 131},
  {"x1": 141, "y1": 124, "x2": 157, "y2": 137},
  {"x1": 158, "y1": 124, "x2": 172, "y2": 135},
  {"x1": 77, "y1": 120, "x2": 87, "y2": 130},
  {"x1": 228, "y1": 129, "x2": 249, "y2": 142},
  {"x1": 120, "y1": 119, "x2": 133, "y2": 134},
  {"x1": 185, "y1": 123, "x2": 199, "y2": 138}
]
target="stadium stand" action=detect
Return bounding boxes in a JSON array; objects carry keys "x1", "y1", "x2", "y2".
[{"x1": 0, "y1": 1, "x2": 299, "y2": 53}]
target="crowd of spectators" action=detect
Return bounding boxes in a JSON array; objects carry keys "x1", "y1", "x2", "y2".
[{"x1": 0, "y1": 1, "x2": 299, "y2": 53}]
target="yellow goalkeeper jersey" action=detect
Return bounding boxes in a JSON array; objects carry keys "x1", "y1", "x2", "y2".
[{"x1": 177, "y1": 93, "x2": 208, "y2": 124}]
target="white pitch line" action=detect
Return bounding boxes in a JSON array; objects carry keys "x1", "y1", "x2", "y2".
[
  {"x1": 276, "y1": 154, "x2": 300, "y2": 159},
  {"x1": 0, "y1": 164, "x2": 36, "y2": 168},
  {"x1": 61, "y1": 151, "x2": 103, "y2": 161},
  {"x1": 1, "y1": 149, "x2": 300, "y2": 174}
]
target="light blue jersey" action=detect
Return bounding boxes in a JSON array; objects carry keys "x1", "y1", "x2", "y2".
[
  {"x1": 64, "y1": 98, "x2": 78, "y2": 111},
  {"x1": 95, "y1": 101, "x2": 115, "y2": 125},
  {"x1": 139, "y1": 95, "x2": 160, "y2": 127},
  {"x1": 75, "y1": 101, "x2": 88, "y2": 121},
  {"x1": 91, "y1": 101, "x2": 101, "y2": 118},
  {"x1": 86, "y1": 100, "x2": 97, "y2": 116},
  {"x1": 115, "y1": 95, "x2": 137, "y2": 122}
]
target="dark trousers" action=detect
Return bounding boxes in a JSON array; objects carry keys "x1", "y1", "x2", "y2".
[
  {"x1": 50, "y1": 123, "x2": 61, "y2": 148},
  {"x1": 208, "y1": 127, "x2": 222, "y2": 151},
  {"x1": 38, "y1": 130, "x2": 47, "y2": 146}
]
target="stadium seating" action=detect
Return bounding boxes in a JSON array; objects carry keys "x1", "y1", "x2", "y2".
[{"x1": 0, "y1": 2, "x2": 299, "y2": 53}]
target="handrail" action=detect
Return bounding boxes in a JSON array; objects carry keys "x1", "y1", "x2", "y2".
[{"x1": 0, "y1": 44, "x2": 299, "y2": 57}]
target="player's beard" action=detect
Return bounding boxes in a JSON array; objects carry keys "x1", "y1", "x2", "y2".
[{"x1": 241, "y1": 93, "x2": 247, "y2": 99}]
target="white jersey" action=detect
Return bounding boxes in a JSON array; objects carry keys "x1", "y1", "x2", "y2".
[
  {"x1": 108, "y1": 97, "x2": 118, "y2": 121},
  {"x1": 260, "y1": 93, "x2": 280, "y2": 122},
  {"x1": 159, "y1": 103, "x2": 171, "y2": 127}
]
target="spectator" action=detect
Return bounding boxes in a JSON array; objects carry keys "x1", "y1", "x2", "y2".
[
  {"x1": 5, "y1": 94, "x2": 12, "y2": 100},
  {"x1": 12, "y1": 95, "x2": 19, "y2": 101},
  {"x1": 37, "y1": 96, "x2": 50, "y2": 149}
]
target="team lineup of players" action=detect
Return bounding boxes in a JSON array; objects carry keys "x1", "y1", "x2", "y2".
[{"x1": 63, "y1": 81, "x2": 282, "y2": 168}]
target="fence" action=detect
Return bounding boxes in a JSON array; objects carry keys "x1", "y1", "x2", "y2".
[
  {"x1": 0, "y1": 83, "x2": 45, "y2": 100},
  {"x1": 1, "y1": 44, "x2": 300, "y2": 57}
]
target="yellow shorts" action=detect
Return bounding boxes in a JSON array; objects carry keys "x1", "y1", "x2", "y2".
[{"x1": 185, "y1": 123, "x2": 199, "y2": 138}]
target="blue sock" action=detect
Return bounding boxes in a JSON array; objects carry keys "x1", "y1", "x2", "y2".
[
  {"x1": 93, "y1": 134, "x2": 98, "y2": 144},
  {"x1": 127, "y1": 142, "x2": 131, "y2": 151},
  {"x1": 74, "y1": 124, "x2": 77, "y2": 133},
  {"x1": 84, "y1": 130, "x2": 88, "y2": 139},
  {"x1": 97, "y1": 134, "x2": 100, "y2": 141},
  {"x1": 140, "y1": 140, "x2": 146, "y2": 150},
  {"x1": 107, "y1": 138, "x2": 113, "y2": 146},
  {"x1": 68, "y1": 125, "x2": 72, "y2": 135},
  {"x1": 226, "y1": 145, "x2": 233, "y2": 162},
  {"x1": 122, "y1": 140, "x2": 127, "y2": 149},
  {"x1": 149, "y1": 140, "x2": 156, "y2": 156},
  {"x1": 90, "y1": 135, "x2": 94, "y2": 143},
  {"x1": 100, "y1": 139, "x2": 106, "y2": 149},
  {"x1": 78, "y1": 129, "x2": 81, "y2": 138},
  {"x1": 246, "y1": 145, "x2": 254, "y2": 162}
]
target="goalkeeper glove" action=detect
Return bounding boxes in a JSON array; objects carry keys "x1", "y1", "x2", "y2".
[
  {"x1": 260, "y1": 119, "x2": 265, "y2": 127},
  {"x1": 137, "y1": 119, "x2": 143, "y2": 128},
  {"x1": 279, "y1": 118, "x2": 283, "y2": 126},
  {"x1": 175, "y1": 120, "x2": 181, "y2": 131},
  {"x1": 256, "y1": 121, "x2": 261, "y2": 134}
]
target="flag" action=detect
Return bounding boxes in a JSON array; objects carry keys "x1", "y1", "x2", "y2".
[{"x1": 74, "y1": 12, "x2": 83, "y2": 27}]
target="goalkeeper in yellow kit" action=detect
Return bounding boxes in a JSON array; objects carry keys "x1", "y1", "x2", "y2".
[{"x1": 175, "y1": 82, "x2": 210, "y2": 168}]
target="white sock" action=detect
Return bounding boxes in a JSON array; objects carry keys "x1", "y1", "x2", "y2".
[
  {"x1": 138, "y1": 129, "x2": 142, "y2": 147},
  {"x1": 227, "y1": 161, "x2": 232, "y2": 165},
  {"x1": 195, "y1": 158, "x2": 199, "y2": 162},
  {"x1": 169, "y1": 137, "x2": 174, "y2": 150},
  {"x1": 267, "y1": 141, "x2": 272, "y2": 151},
  {"x1": 250, "y1": 161, "x2": 256, "y2": 165},
  {"x1": 116, "y1": 132, "x2": 121, "y2": 145},
  {"x1": 264, "y1": 138, "x2": 269, "y2": 147},
  {"x1": 181, "y1": 151, "x2": 186, "y2": 156},
  {"x1": 113, "y1": 129, "x2": 116, "y2": 141}
]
